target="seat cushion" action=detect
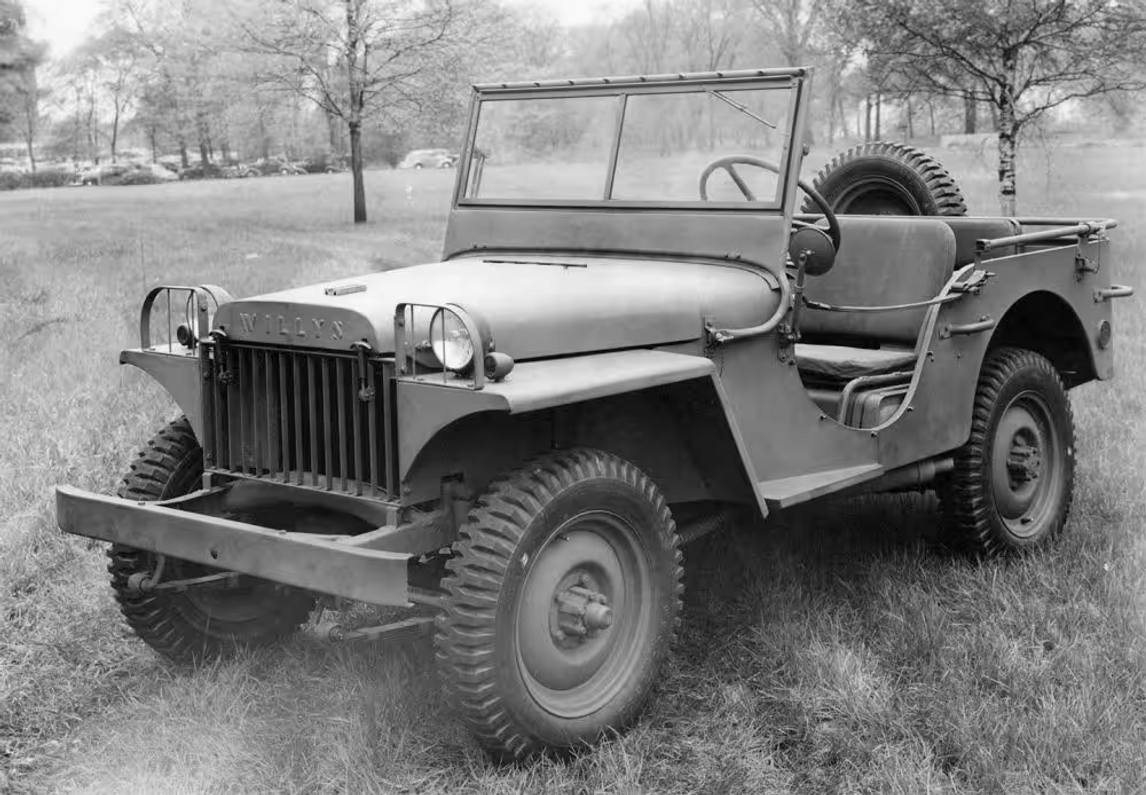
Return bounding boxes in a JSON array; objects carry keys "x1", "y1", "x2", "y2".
[{"x1": 796, "y1": 343, "x2": 917, "y2": 380}]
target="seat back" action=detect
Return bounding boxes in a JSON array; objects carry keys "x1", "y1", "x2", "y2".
[{"x1": 801, "y1": 217, "x2": 957, "y2": 346}]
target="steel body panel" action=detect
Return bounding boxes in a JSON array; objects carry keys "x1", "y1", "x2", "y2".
[
  {"x1": 442, "y1": 209, "x2": 788, "y2": 273},
  {"x1": 120, "y1": 349, "x2": 203, "y2": 438},
  {"x1": 876, "y1": 238, "x2": 1114, "y2": 468},
  {"x1": 214, "y1": 256, "x2": 781, "y2": 360},
  {"x1": 710, "y1": 335, "x2": 881, "y2": 483},
  {"x1": 395, "y1": 350, "x2": 725, "y2": 503},
  {"x1": 481, "y1": 350, "x2": 719, "y2": 413},
  {"x1": 56, "y1": 485, "x2": 409, "y2": 605}
]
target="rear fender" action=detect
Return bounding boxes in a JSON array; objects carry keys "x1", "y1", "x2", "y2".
[{"x1": 881, "y1": 237, "x2": 1115, "y2": 466}]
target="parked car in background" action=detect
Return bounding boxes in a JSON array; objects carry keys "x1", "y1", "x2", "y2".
[
  {"x1": 141, "y1": 163, "x2": 179, "y2": 182},
  {"x1": 222, "y1": 163, "x2": 259, "y2": 179},
  {"x1": 242, "y1": 157, "x2": 303, "y2": 176},
  {"x1": 397, "y1": 148, "x2": 457, "y2": 169},
  {"x1": 74, "y1": 162, "x2": 172, "y2": 186},
  {"x1": 79, "y1": 163, "x2": 132, "y2": 185},
  {"x1": 178, "y1": 162, "x2": 225, "y2": 180},
  {"x1": 298, "y1": 154, "x2": 348, "y2": 174}
]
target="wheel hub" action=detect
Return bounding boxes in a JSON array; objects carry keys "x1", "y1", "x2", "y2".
[
  {"x1": 553, "y1": 581, "x2": 613, "y2": 640},
  {"x1": 1006, "y1": 440, "x2": 1041, "y2": 484},
  {"x1": 515, "y1": 513, "x2": 654, "y2": 718},
  {"x1": 990, "y1": 392, "x2": 1063, "y2": 538}
]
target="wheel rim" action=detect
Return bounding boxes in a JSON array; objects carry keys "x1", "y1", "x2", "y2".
[
  {"x1": 835, "y1": 177, "x2": 921, "y2": 214},
  {"x1": 164, "y1": 557, "x2": 282, "y2": 624},
  {"x1": 515, "y1": 510, "x2": 652, "y2": 718},
  {"x1": 990, "y1": 390, "x2": 1063, "y2": 538}
]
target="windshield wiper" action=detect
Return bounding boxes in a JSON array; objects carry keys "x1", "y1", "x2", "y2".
[{"x1": 703, "y1": 87, "x2": 777, "y2": 130}]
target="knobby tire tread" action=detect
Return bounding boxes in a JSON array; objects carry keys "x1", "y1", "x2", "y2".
[
  {"x1": 107, "y1": 416, "x2": 313, "y2": 665},
  {"x1": 803, "y1": 141, "x2": 968, "y2": 216},
  {"x1": 435, "y1": 448, "x2": 683, "y2": 761},
  {"x1": 939, "y1": 348, "x2": 1075, "y2": 556}
]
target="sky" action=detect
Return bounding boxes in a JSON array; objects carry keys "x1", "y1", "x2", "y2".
[{"x1": 23, "y1": 0, "x2": 639, "y2": 59}]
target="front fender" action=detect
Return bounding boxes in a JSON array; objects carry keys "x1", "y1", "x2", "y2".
[
  {"x1": 395, "y1": 350, "x2": 732, "y2": 504},
  {"x1": 121, "y1": 349, "x2": 203, "y2": 438}
]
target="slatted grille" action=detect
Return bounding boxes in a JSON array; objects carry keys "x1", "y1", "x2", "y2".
[{"x1": 203, "y1": 344, "x2": 395, "y2": 498}]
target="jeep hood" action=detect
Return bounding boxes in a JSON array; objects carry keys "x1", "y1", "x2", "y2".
[{"x1": 214, "y1": 256, "x2": 781, "y2": 359}]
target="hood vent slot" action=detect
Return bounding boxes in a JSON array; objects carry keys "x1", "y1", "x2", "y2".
[{"x1": 324, "y1": 283, "x2": 367, "y2": 296}]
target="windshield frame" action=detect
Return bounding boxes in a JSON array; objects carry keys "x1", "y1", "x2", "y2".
[{"x1": 453, "y1": 68, "x2": 811, "y2": 213}]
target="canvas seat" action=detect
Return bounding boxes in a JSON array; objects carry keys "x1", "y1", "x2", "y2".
[
  {"x1": 795, "y1": 216, "x2": 958, "y2": 381},
  {"x1": 794, "y1": 343, "x2": 917, "y2": 380}
]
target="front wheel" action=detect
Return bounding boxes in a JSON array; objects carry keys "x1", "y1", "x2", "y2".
[
  {"x1": 436, "y1": 449, "x2": 683, "y2": 761},
  {"x1": 939, "y1": 348, "x2": 1075, "y2": 555},
  {"x1": 108, "y1": 417, "x2": 315, "y2": 664}
]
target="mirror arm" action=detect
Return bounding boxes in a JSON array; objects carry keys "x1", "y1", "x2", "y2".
[{"x1": 787, "y1": 249, "x2": 811, "y2": 341}]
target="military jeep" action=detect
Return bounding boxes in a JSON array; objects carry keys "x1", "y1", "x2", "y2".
[{"x1": 57, "y1": 67, "x2": 1132, "y2": 760}]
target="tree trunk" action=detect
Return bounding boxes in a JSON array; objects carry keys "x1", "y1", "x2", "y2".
[
  {"x1": 963, "y1": 91, "x2": 976, "y2": 134},
  {"x1": 327, "y1": 106, "x2": 340, "y2": 153},
  {"x1": 111, "y1": 106, "x2": 121, "y2": 163},
  {"x1": 905, "y1": 95, "x2": 914, "y2": 140},
  {"x1": 23, "y1": 123, "x2": 36, "y2": 174},
  {"x1": 875, "y1": 92, "x2": 882, "y2": 139},
  {"x1": 996, "y1": 64, "x2": 1018, "y2": 216},
  {"x1": 149, "y1": 125, "x2": 158, "y2": 162},
  {"x1": 179, "y1": 139, "x2": 189, "y2": 169},
  {"x1": 345, "y1": 0, "x2": 367, "y2": 223},
  {"x1": 86, "y1": 93, "x2": 97, "y2": 162},
  {"x1": 350, "y1": 120, "x2": 366, "y2": 223},
  {"x1": 864, "y1": 95, "x2": 872, "y2": 141}
]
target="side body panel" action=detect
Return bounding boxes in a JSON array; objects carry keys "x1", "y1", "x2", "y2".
[{"x1": 877, "y1": 238, "x2": 1112, "y2": 468}]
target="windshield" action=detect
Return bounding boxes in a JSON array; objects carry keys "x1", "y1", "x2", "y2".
[{"x1": 463, "y1": 82, "x2": 795, "y2": 207}]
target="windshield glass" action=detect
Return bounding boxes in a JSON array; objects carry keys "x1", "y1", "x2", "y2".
[{"x1": 463, "y1": 82, "x2": 795, "y2": 206}]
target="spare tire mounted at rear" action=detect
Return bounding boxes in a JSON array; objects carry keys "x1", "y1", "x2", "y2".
[{"x1": 804, "y1": 141, "x2": 968, "y2": 216}]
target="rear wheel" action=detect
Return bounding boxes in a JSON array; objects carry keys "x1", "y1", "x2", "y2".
[
  {"x1": 436, "y1": 448, "x2": 683, "y2": 761},
  {"x1": 108, "y1": 417, "x2": 315, "y2": 664},
  {"x1": 804, "y1": 141, "x2": 967, "y2": 216},
  {"x1": 939, "y1": 348, "x2": 1075, "y2": 555}
]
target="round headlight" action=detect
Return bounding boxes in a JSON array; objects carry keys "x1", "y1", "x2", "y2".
[{"x1": 430, "y1": 309, "x2": 475, "y2": 372}]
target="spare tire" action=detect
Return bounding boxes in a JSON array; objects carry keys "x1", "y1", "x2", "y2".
[{"x1": 802, "y1": 141, "x2": 967, "y2": 216}]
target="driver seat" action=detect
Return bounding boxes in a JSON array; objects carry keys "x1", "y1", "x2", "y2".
[{"x1": 794, "y1": 217, "x2": 957, "y2": 381}]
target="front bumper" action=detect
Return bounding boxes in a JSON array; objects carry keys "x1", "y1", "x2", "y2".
[{"x1": 56, "y1": 485, "x2": 410, "y2": 605}]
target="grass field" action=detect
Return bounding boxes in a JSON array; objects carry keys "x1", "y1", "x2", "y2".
[{"x1": 1, "y1": 142, "x2": 1144, "y2": 794}]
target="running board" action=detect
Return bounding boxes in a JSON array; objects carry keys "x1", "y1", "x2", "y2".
[{"x1": 757, "y1": 463, "x2": 884, "y2": 509}]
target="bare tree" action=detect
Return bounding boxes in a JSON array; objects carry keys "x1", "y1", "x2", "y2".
[
  {"x1": 750, "y1": 0, "x2": 822, "y2": 67},
  {"x1": 1, "y1": 0, "x2": 44, "y2": 165},
  {"x1": 75, "y1": 26, "x2": 141, "y2": 162},
  {"x1": 845, "y1": 0, "x2": 1146, "y2": 214},
  {"x1": 242, "y1": 0, "x2": 458, "y2": 223},
  {"x1": 14, "y1": 67, "x2": 43, "y2": 171},
  {"x1": 674, "y1": 0, "x2": 743, "y2": 72}
]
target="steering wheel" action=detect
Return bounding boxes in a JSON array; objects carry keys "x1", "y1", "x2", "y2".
[{"x1": 698, "y1": 156, "x2": 841, "y2": 254}]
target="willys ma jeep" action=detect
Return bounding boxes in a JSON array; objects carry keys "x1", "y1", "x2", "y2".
[{"x1": 56, "y1": 67, "x2": 1133, "y2": 760}]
